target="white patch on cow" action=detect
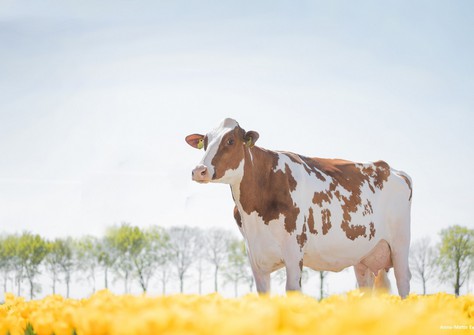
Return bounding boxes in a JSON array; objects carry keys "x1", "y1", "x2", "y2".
[
  {"x1": 214, "y1": 159, "x2": 244, "y2": 184},
  {"x1": 199, "y1": 118, "x2": 239, "y2": 179},
  {"x1": 237, "y1": 210, "x2": 286, "y2": 273},
  {"x1": 272, "y1": 154, "x2": 286, "y2": 173}
]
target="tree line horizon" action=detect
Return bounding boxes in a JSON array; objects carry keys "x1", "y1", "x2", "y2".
[{"x1": 0, "y1": 223, "x2": 472, "y2": 300}]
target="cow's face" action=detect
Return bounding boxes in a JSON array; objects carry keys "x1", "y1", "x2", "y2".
[{"x1": 185, "y1": 118, "x2": 259, "y2": 184}]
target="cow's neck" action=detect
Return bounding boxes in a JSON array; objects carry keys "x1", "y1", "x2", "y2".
[{"x1": 230, "y1": 145, "x2": 281, "y2": 215}]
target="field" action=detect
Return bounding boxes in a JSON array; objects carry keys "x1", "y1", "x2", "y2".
[{"x1": 1, "y1": 290, "x2": 473, "y2": 335}]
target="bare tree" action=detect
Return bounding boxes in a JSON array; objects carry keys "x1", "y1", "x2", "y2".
[
  {"x1": 205, "y1": 228, "x2": 232, "y2": 292},
  {"x1": 43, "y1": 237, "x2": 75, "y2": 297},
  {"x1": 154, "y1": 230, "x2": 172, "y2": 295},
  {"x1": 157, "y1": 262, "x2": 172, "y2": 295},
  {"x1": 195, "y1": 255, "x2": 209, "y2": 295},
  {"x1": 0, "y1": 234, "x2": 16, "y2": 295},
  {"x1": 75, "y1": 236, "x2": 100, "y2": 294},
  {"x1": 168, "y1": 226, "x2": 201, "y2": 293},
  {"x1": 409, "y1": 237, "x2": 438, "y2": 294}
]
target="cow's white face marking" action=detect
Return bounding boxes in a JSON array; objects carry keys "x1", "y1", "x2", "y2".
[{"x1": 196, "y1": 118, "x2": 245, "y2": 185}]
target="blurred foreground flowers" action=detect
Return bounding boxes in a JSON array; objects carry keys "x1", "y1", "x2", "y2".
[{"x1": 1, "y1": 290, "x2": 473, "y2": 335}]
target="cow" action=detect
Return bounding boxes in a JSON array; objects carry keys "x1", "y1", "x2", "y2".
[{"x1": 185, "y1": 118, "x2": 412, "y2": 297}]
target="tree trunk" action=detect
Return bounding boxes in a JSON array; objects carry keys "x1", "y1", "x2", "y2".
[
  {"x1": 319, "y1": 271, "x2": 324, "y2": 300},
  {"x1": 162, "y1": 269, "x2": 167, "y2": 295},
  {"x1": 421, "y1": 273, "x2": 426, "y2": 295},
  {"x1": 234, "y1": 279, "x2": 238, "y2": 297},
  {"x1": 17, "y1": 274, "x2": 21, "y2": 297},
  {"x1": 66, "y1": 276, "x2": 70, "y2": 298},
  {"x1": 214, "y1": 265, "x2": 219, "y2": 292},
  {"x1": 52, "y1": 277, "x2": 56, "y2": 295},
  {"x1": 139, "y1": 274, "x2": 147, "y2": 293},
  {"x1": 29, "y1": 278, "x2": 34, "y2": 300},
  {"x1": 198, "y1": 273, "x2": 202, "y2": 294},
  {"x1": 455, "y1": 264, "x2": 461, "y2": 296},
  {"x1": 104, "y1": 267, "x2": 108, "y2": 289},
  {"x1": 124, "y1": 271, "x2": 129, "y2": 294},
  {"x1": 92, "y1": 271, "x2": 96, "y2": 293},
  {"x1": 3, "y1": 271, "x2": 8, "y2": 293},
  {"x1": 180, "y1": 273, "x2": 184, "y2": 293},
  {"x1": 197, "y1": 260, "x2": 202, "y2": 295}
]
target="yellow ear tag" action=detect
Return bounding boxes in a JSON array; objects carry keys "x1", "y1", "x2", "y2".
[
  {"x1": 246, "y1": 137, "x2": 253, "y2": 148},
  {"x1": 197, "y1": 138, "x2": 204, "y2": 150}
]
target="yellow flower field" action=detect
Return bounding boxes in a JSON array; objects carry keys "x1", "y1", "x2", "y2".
[{"x1": 1, "y1": 290, "x2": 473, "y2": 335}]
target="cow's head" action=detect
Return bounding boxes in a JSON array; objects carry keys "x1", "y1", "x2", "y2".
[{"x1": 185, "y1": 118, "x2": 259, "y2": 184}]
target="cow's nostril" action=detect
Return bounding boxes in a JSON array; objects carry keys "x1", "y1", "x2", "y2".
[{"x1": 201, "y1": 169, "x2": 207, "y2": 176}]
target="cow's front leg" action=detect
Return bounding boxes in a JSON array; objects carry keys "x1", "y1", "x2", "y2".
[{"x1": 251, "y1": 267, "x2": 271, "y2": 294}]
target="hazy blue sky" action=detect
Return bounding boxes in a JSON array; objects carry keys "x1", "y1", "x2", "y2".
[{"x1": 0, "y1": 1, "x2": 473, "y2": 294}]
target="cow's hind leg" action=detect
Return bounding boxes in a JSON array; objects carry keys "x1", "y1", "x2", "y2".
[
  {"x1": 391, "y1": 245, "x2": 411, "y2": 298},
  {"x1": 252, "y1": 268, "x2": 271, "y2": 294},
  {"x1": 285, "y1": 258, "x2": 303, "y2": 291}
]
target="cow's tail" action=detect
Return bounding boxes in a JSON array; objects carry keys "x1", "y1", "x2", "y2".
[
  {"x1": 373, "y1": 269, "x2": 391, "y2": 294},
  {"x1": 394, "y1": 170, "x2": 413, "y2": 202}
]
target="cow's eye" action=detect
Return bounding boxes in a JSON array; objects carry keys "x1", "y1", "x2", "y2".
[{"x1": 227, "y1": 138, "x2": 234, "y2": 145}]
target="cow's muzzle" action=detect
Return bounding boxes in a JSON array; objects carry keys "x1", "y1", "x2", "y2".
[{"x1": 192, "y1": 165, "x2": 211, "y2": 183}]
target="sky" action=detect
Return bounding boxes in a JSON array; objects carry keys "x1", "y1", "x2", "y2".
[{"x1": 0, "y1": 0, "x2": 473, "y2": 295}]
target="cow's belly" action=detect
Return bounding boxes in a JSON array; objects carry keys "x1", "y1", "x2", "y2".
[{"x1": 303, "y1": 237, "x2": 392, "y2": 272}]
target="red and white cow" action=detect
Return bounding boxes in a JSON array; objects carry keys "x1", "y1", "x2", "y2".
[{"x1": 186, "y1": 118, "x2": 412, "y2": 297}]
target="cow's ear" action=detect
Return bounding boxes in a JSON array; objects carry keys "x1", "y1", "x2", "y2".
[
  {"x1": 185, "y1": 134, "x2": 205, "y2": 149},
  {"x1": 244, "y1": 131, "x2": 259, "y2": 148}
]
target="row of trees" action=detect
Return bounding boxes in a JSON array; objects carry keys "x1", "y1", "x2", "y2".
[
  {"x1": 0, "y1": 224, "x2": 472, "y2": 299},
  {"x1": 0, "y1": 224, "x2": 256, "y2": 299}
]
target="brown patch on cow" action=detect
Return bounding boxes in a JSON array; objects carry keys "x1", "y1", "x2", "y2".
[
  {"x1": 399, "y1": 174, "x2": 413, "y2": 201},
  {"x1": 307, "y1": 158, "x2": 391, "y2": 241},
  {"x1": 238, "y1": 146, "x2": 300, "y2": 234},
  {"x1": 321, "y1": 209, "x2": 332, "y2": 235},
  {"x1": 286, "y1": 163, "x2": 298, "y2": 192},
  {"x1": 369, "y1": 222, "x2": 376, "y2": 240},
  {"x1": 312, "y1": 191, "x2": 331, "y2": 206},
  {"x1": 362, "y1": 200, "x2": 373, "y2": 216},
  {"x1": 361, "y1": 166, "x2": 376, "y2": 193},
  {"x1": 233, "y1": 206, "x2": 242, "y2": 228},
  {"x1": 341, "y1": 222, "x2": 367, "y2": 240},
  {"x1": 296, "y1": 224, "x2": 307, "y2": 250},
  {"x1": 211, "y1": 126, "x2": 246, "y2": 180},
  {"x1": 373, "y1": 161, "x2": 390, "y2": 190},
  {"x1": 307, "y1": 207, "x2": 317, "y2": 235},
  {"x1": 280, "y1": 152, "x2": 326, "y2": 181}
]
